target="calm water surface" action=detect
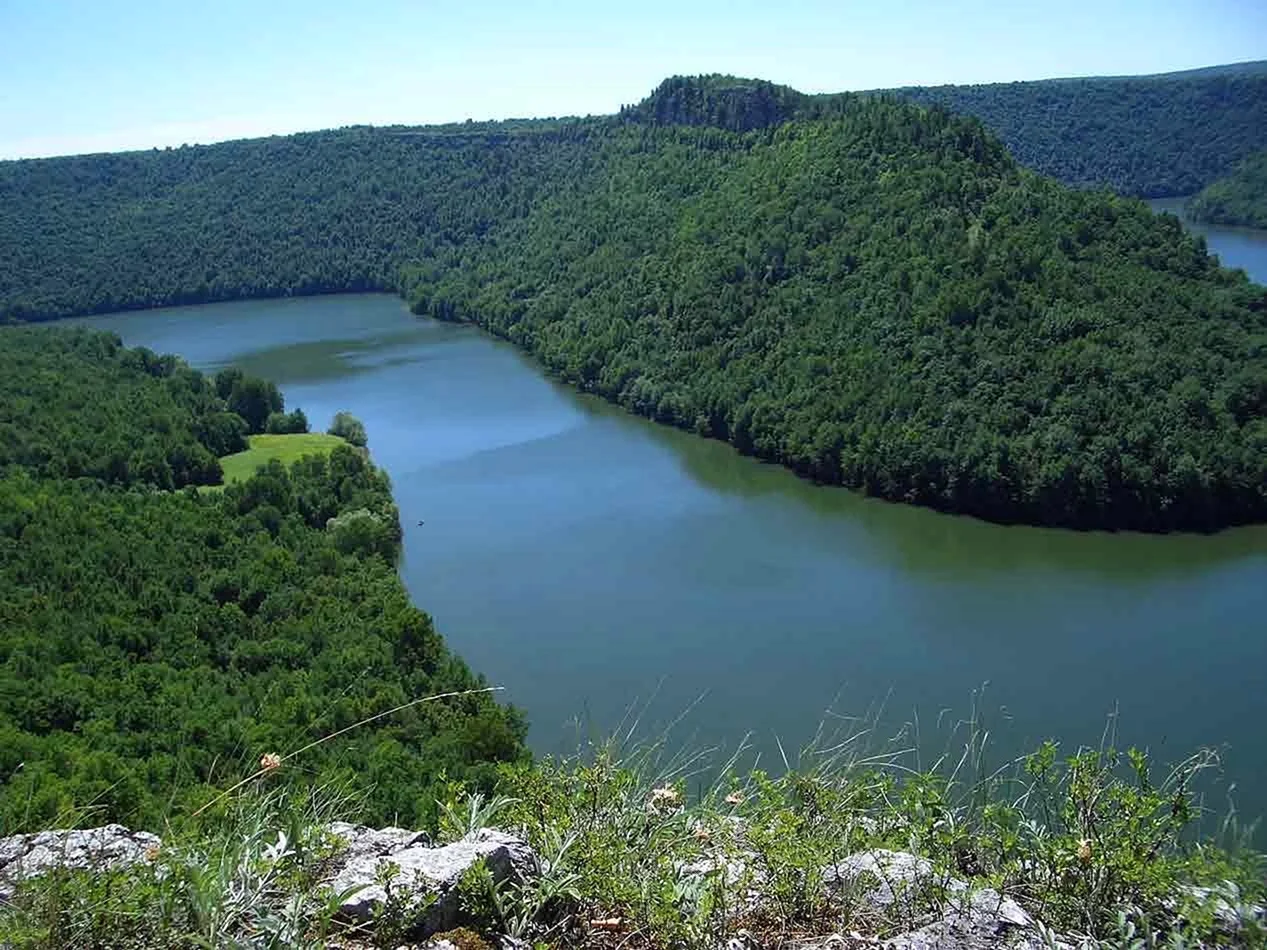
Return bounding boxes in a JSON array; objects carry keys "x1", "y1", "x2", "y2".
[
  {"x1": 76, "y1": 213, "x2": 1267, "y2": 824},
  {"x1": 1149, "y1": 197, "x2": 1267, "y2": 283}
]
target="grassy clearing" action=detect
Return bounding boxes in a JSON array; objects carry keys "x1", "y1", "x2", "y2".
[{"x1": 216, "y1": 433, "x2": 348, "y2": 486}]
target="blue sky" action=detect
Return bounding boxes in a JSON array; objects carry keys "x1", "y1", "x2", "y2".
[{"x1": 1, "y1": 0, "x2": 1264, "y2": 159}]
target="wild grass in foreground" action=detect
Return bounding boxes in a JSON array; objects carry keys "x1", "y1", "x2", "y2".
[{"x1": 2, "y1": 711, "x2": 1263, "y2": 949}]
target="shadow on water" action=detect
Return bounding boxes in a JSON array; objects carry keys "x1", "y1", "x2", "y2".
[
  {"x1": 564, "y1": 385, "x2": 1267, "y2": 583},
  {"x1": 225, "y1": 330, "x2": 468, "y2": 383}
]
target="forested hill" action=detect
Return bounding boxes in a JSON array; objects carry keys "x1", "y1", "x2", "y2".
[
  {"x1": 2, "y1": 85, "x2": 1266, "y2": 531},
  {"x1": 882, "y1": 62, "x2": 1267, "y2": 196},
  {"x1": 1187, "y1": 147, "x2": 1267, "y2": 229},
  {"x1": 618, "y1": 68, "x2": 1267, "y2": 196},
  {"x1": 0, "y1": 327, "x2": 526, "y2": 831}
]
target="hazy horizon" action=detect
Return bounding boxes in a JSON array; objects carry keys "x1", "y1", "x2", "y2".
[{"x1": 2, "y1": 0, "x2": 1265, "y2": 160}]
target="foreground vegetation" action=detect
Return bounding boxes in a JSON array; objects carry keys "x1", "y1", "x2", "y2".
[
  {"x1": 0, "y1": 328, "x2": 526, "y2": 832},
  {"x1": 1188, "y1": 149, "x2": 1267, "y2": 230},
  {"x1": 2, "y1": 728, "x2": 1263, "y2": 949},
  {"x1": 1, "y1": 78, "x2": 1265, "y2": 530}
]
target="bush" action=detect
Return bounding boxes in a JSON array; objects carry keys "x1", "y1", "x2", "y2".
[
  {"x1": 325, "y1": 507, "x2": 395, "y2": 560},
  {"x1": 327, "y1": 411, "x2": 367, "y2": 447},
  {"x1": 265, "y1": 408, "x2": 310, "y2": 434}
]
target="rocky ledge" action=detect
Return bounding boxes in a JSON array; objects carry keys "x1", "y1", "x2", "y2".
[
  {"x1": 0, "y1": 824, "x2": 161, "y2": 904},
  {"x1": 322, "y1": 822, "x2": 537, "y2": 935},
  {"x1": 1, "y1": 824, "x2": 1261, "y2": 948}
]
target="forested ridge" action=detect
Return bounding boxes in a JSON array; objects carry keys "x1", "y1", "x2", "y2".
[
  {"x1": 1, "y1": 77, "x2": 1266, "y2": 530},
  {"x1": 1187, "y1": 147, "x2": 1267, "y2": 229},
  {"x1": 0, "y1": 328, "x2": 526, "y2": 831},
  {"x1": 883, "y1": 61, "x2": 1267, "y2": 196},
  {"x1": 616, "y1": 68, "x2": 1267, "y2": 197}
]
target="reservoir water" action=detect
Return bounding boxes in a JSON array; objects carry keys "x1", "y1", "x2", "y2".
[
  {"x1": 76, "y1": 209, "x2": 1267, "y2": 828},
  {"x1": 1149, "y1": 197, "x2": 1267, "y2": 280}
]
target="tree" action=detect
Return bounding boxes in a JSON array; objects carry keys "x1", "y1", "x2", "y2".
[
  {"x1": 265, "y1": 408, "x2": 310, "y2": 434},
  {"x1": 228, "y1": 376, "x2": 283, "y2": 433},
  {"x1": 214, "y1": 367, "x2": 244, "y2": 400},
  {"x1": 328, "y1": 411, "x2": 368, "y2": 447}
]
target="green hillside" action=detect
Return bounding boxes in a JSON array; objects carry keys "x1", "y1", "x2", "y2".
[
  {"x1": 884, "y1": 62, "x2": 1267, "y2": 196},
  {"x1": 1, "y1": 80, "x2": 1265, "y2": 530},
  {"x1": 0, "y1": 328, "x2": 526, "y2": 831},
  {"x1": 1187, "y1": 147, "x2": 1267, "y2": 229}
]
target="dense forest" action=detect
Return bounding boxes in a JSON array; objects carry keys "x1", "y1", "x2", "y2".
[
  {"x1": 1, "y1": 77, "x2": 1266, "y2": 530},
  {"x1": 1187, "y1": 147, "x2": 1267, "y2": 229},
  {"x1": 0, "y1": 328, "x2": 526, "y2": 831},
  {"x1": 885, "y1": 61, "x2": 1267, "y2": 196},
  {"x1": 618, "y1": 68, "x2": 1267, "y2": 197}
]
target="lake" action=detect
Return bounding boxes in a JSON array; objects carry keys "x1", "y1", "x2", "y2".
[
  {"x1": 1149, "y1": 197, "x2": 1267, "y2": 281},
  {"x1": 76, "y1": 211, "x2": 1267, "y2": 830}
]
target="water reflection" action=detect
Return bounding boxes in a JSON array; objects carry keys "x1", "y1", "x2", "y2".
[{"x1": 567, "y1": 385, "x2": 1267, "y2": 582}]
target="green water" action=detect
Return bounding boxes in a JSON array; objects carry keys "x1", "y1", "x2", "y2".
[{"x1": 76, "y1": 257, "x2": 1267, "y2": 823}]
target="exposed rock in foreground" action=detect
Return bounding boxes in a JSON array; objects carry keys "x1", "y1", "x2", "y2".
[
  {"x1": 0, "y1": 824, "x2": 159, "y2": 903},
  {"x1": 324, "y1": 823, "x2": 538, "y2": 937},
  {"x1": 2, "y1": 825, "x2": 1261, "y2": 949},
  {"x1": 819, "y1": 849, "x2": 1064, "y2": 949}
]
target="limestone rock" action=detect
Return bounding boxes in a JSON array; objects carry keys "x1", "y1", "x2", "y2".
[
  {"x1": 327, "y1": 821, "x2": 432, "y2": 865},
  {"x1": 0, "y1": 825, "x2": 160, "y2": 902},
  {"x1": 824, "y1": 849, "x2": 938, "y2": 909},
  {"x1": 678, "y1": 854, "x2": 757, "y2": 889},
  {"x1": 325, "y1": 827, "x2": 538, "y2": 938},
  {"x1": 1178, "y1": 882, "x2": 1266, "y2": 936},
  {"x1": 880, "y1": 886, "x2": 1040, "y2": 949},
  {"x1": 822, "y1": 850, "x2": 1069, "y2": 950}
]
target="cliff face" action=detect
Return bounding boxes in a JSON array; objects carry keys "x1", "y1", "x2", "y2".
[{"x1": 619, "y1": 75, "x2": 811, "y2": 131}]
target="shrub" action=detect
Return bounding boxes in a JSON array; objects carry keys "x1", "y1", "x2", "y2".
[{"x1": 328, "y1": 411, "x2": 368, "y2": 447}]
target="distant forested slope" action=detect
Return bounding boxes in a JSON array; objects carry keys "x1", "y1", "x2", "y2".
[
  {"x1": 884, "y1": 62, "x2": 1267, "y2": 196},
  {"x1": 0, "y1": 123, "x2": 587, "y2": 320},
  {"x1": 1187, "y1": 148, "x2": 1267, "y2": 228},
  {"x1": 0, "y1": 328, "x2": 526, "y2": 831},
  {"x1": 1, "y1": 79, "x2": 1265, "y2": 531}
]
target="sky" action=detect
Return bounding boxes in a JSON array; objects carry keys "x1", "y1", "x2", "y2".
[{"x1": 1, "y1": 0, "x2": 1264, "y2": 159}]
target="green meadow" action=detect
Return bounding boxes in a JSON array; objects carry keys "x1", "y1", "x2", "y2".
[{"x1": 217, "y1": 433, "x2": 348, "y2": 485}]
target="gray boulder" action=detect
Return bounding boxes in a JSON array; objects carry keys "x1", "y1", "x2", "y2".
[
  {"x1": 879, "y1": 886, "x2": 1042, "y2": 950},
  {"x1": 825, "y1": 849, "x2": 938, "y2": 910},
  {"x1": 326, "y1": 821, "x2": 431, "y2": 865},
  {"x1": 0, "y1": 825, "x2": 161, "y2": 902},
  {"x1": 325, "y1": 827, "x2": 538, "y2": 938},
  {"x1": 823, "y1": 849, "x2": 1076, "y2": 950}
]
